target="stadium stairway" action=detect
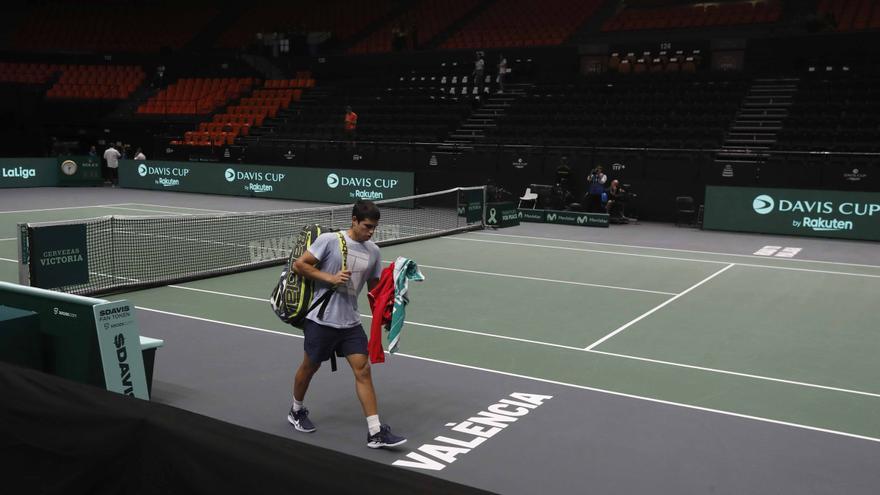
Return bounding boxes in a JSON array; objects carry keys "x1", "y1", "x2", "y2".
[
  {"x1": 437, "y1": 81, "x2": 531, "y2": 152},
  {"x1": 340, "y1": 1, "x2": 414, "y2": 52},
  {"x1": 184, "y1": 5, "x2": 249, "y2": 52},
  {"x1": 716, "y1": 77, "x2": 800, "y2": 166},
  {"x1": 241, "y1": 53, "x2": 286, "y2": 81},
  {"x1": 421, "y1": 0, "x2": 496, "y2": 50}
]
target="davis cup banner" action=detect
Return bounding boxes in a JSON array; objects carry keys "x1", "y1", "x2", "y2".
[
  {"x1": 119, "y1": 160, "x2": 414, "y2": 203},
  {"x1": 703, "y1": 186, "x2": 880, "y2": 241}
]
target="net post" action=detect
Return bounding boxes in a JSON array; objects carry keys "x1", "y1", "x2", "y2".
[
  {"x1": 456, "y1": 187, "x2": 462, "y2": 227},
  {"x1": 17, "y1": 223, "x2": 31, "y2": 286},
  {"x1": 481, "y1": 185, "x2": 488, "y2": 228}
]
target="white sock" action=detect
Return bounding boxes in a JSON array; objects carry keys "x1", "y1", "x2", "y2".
[
  {"x1": 292, "y1": 399, "x2": 304, "y2": 412},
  {"x1": 366, "y1": 414, "x2": 381, "y2": 436}
]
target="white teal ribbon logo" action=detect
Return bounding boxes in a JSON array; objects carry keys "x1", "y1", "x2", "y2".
[{"x1": 487, "y1": 208, "x2": 497, "y2": 224}]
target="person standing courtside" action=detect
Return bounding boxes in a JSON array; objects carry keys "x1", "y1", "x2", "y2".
[
  {"x1": 586, "y1": 165, "x2": 607, "y2": 213},
  {"x1": 287, "y1": 200, "x2": 407, "y2": 449},
  {"x1": 102, "y1": 142, "x2": 121, "y2": 186}
]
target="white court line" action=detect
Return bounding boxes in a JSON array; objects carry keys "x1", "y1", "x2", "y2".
[
  {"x1": 0, "y1": 203, "x2": 132, "y2": 214},
  {"x1": 589, "y1": 349, "x2": 880, "y2": 399},
  {"x1": 163, "y1": 283, "x2": 880, "y2": 400},
  {"x1": 450, "y1": 236, "x2": 880, "y2": 280},
  {"x1": 733, "y1": 262, "x2": 880, "y2": 280},
  {"x1": 0, "y1": 256, "x2": 17, "y2": 263},
  {"x1": 101, "y1": 206, "x2": 189, "y2": 216},
  {"x1": 125, "y1": 203, "x2": 235, "y2": 213},
  {"x1": 475, "y1": 232, "x2": 880, "y2": 270},
  {"x1": 168, "y1": 285, "x2": 267, "y2": 300},
  {"x1": 382, "y1": 260, "x2": 676, "y2": 296},
  {"x1": 584, "y1": 264, "x2": 736, "y2": 351},
  {"x1": 134, "y1": 305, "x2": 880, "y2": 445},
  {"x1": 446, "y1": 236, "x2": 730, "y2": 265},
  {"x1": 0, "y1": 238, "x2": 15, "y2": 242}
]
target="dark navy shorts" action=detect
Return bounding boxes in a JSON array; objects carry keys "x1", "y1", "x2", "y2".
[{"x1": 302, "y1": 319, "x2": 368, "y2": 364}]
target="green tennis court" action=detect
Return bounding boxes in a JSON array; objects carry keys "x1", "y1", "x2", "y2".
[{"x1": 2, "y1": 192, "x2": 880, "y2": 493}]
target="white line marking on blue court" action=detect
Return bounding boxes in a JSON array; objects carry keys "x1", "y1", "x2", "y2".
[
  {"x1": 583, "y1": 263, "x2": 736, "y2": 350},
  {"x1": 0, "y1": 238, "x2": 15, "y2": 242},
  {"x1": 133, "y1": 305, "x2": 880, "y2": 445},
  {"x1": 161, "y1": 283, "x2": 880, "y2": 400},
  {"x1": 448, "y1": 236, "x2": 733, "y2": 264},
  {"x1": 452, "y1": 237, "x2": 880, "y2": 279},
  {"x1": 589, "y1": 349, "x2": 880, "y2": 399},
  {"x1": 124, "y1": 203, "x2": 235, "y2": 213},
  {"x1": 754, "y1": 246, "x2": 782, "y2": 256},
  {"x1": 102, "y1": 206, "x2": 189, "y2": 215},
  {"x1": 381, "y1": 260, "x2": 677, "y2": 296},
  {"x1": 0, "y1": 203, "x2": 133, "y2": 214},
  {"x1": 474, "y1": 232, "x2": 880, "y2": 270}
]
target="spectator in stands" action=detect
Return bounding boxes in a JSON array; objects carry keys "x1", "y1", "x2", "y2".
[
  {"x1": 120, "y1": 143, "x2": 130, "y2": 160},
  {"x1": 496, "y1": 54, "x2": 508, "y2": 93},
  {"x1": 408, "y1": 22, "x2": 418, "y2": 51},
  {"x1": 307, "y1": 31, "x2": 331, "y2": 56},
  {"x1": 152, "y1": 65, "x2": 165, "y2": 88},
  {"x1": 555, "y1": 155, "x2": 572, "y2": 189},
  {"x1": 392, "y1": 25, "x2": 406, "y2": 52},
  {"x1": 585, "y1": 165, "x2": 607, "y2": 213},
  {"x1": 133, "y1": 147, "x2": 146, "y2": 161},
  {"x1": 473, "y1": 51, "x2": 485, "y2": 87},
  {"x1": 344, "y1": 106, "x2": 358, "y2": 147},
  {"x1": 102, "y1": 143, "x2": 121, "y2": 186},
  {"x1": 88, "y1": 145, "x2": 98, "y2": 160}
]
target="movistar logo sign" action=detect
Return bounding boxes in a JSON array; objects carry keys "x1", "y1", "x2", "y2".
[
  {"x1": 327, "y1": 173, "x2": 340, "y2": 188},
  {"x1": 753, "y1": 195, "x2": 775, "y2": 214}
]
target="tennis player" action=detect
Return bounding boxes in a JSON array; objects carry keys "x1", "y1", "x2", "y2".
[{"x1": 287, "y1": 200, "x2": 406, "y2": 449}]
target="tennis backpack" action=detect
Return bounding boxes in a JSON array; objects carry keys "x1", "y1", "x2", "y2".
[{"x1": 270, "y1": 224, "x2": 348, "y2": 329}]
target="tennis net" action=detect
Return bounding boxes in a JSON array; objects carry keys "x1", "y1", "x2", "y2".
[{"x1": 18, "y1": 186, "x2": 486, "y2": 296}]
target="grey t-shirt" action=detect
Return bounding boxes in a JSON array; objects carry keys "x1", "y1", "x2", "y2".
[{"x1": 306, "y1": 231, "x2": 381, "y2": 328}]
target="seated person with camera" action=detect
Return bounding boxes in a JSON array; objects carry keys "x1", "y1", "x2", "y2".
[{"x1": 605, "y1": 179, "x2": 630, "y2": 223}]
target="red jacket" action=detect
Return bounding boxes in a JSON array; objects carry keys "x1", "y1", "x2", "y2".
[{"x1": 367, "y1": 262, "x2": 395, "y2": 363}]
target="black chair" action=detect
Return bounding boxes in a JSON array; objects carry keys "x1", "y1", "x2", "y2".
[{"x1": 675, "y1": 196, "x2": 696, "y2": 227}]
